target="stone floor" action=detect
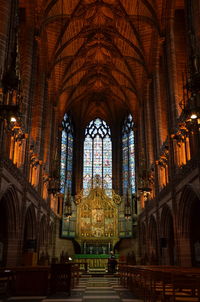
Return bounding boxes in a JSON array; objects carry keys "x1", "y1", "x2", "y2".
[{"x1": 6, "y1": 275, "x2": 143, "y2": 302}]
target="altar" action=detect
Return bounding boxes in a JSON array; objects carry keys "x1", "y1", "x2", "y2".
[
  {"x1": 74, "y1": 254, "x2": 119, "y2": 271},
  {"x1": 61, "y1": 175, "x2": 127, "y2": 269}
]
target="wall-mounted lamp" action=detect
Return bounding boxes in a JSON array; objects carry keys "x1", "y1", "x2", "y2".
[
  {"x1": 0, "y1": 103, "x2": 19, "y2": 123},
  {"x1": 10, "y1": 116, "x2": 17, "y2": 123},
  {"x1": 190, "y1": 113, "x2": 198, "y2": 119}
]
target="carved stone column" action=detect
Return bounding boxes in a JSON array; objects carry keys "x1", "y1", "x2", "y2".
[
  {"x1": 165, "y1": 17, "x2": 179, "y2": 129},
  {"x1": 0, "y1": 0, "x2": 11, "y2": 75}
]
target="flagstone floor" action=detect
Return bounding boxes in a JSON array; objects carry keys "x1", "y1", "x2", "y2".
[{"x1": 6, "y1": 275, "x2": 143, "y2": 302}]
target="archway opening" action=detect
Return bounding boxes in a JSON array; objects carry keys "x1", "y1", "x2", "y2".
[
  {"x1": 0, "y1": 199, "x2": 8, "y2": 267},
  {"x1": 168, "y1": 214, "x2": 175, "y2": 265},
  {"x1": 190, "y1": 198, "x2": 200, "y2": 267}
]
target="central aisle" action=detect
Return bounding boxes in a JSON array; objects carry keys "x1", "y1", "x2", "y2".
[{"x1": 43, "y1": 275, "x2": 142, "y2": 302}]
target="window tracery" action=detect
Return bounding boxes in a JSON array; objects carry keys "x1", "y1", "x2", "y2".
[{"x1": 83, "y1": 118, "x2": 112, "y2": 194}]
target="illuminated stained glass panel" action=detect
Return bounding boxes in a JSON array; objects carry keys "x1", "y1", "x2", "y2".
[
  {"x1": 122, "y1": 114, "x2": 135, "y2": 195},
  {"x1": 83, "y1": 118, "x2": 112, "y2": 191},
  {"x1": 103, "y1": 136, "x2": 112, "y2": 189},
  {"x1": 120, "y1": 114, "x2": 135, "y2": 238},
  {"x1": 93, "y1": 136, "x2": 102, "y2": 176},
  {"x1": 60, "y1": 114, "x2": 74, "y2": 239},
  {"x1": 60, "y1": 114, "x2": 73, "y2": 194},
  {"x1": 60, "y1": 131, "x2": 67, "y2": 194}
]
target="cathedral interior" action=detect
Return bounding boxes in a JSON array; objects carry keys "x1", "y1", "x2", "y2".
[{"x1": 0, "y1": 0, "x2": 200, "y2": 296}]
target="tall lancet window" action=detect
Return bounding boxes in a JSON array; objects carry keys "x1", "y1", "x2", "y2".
[
  {"x1": 83, "y1": 118, "x2": 112, "y2": 194},
  {"x1": 122, "y1": 114, "x2": 135, "y2": 195},
  {"x1": 60, "y1": 114, "x2": 73, "y2": 194}
]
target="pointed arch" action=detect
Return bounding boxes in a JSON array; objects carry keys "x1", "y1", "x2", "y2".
[
  {"x1": 23, "y1": 204, "x2": 37, "y2": 251},
  {"x1": 148, "y1": 215, "x2": 158, "y2": 264},
  {"x1": 39, "y1": 215, "x2": 47, "y2": 248},
  {"x1": 178, "y1": 184, "x2": 200, "y2": 236},
  {"x1": 160, "y1": 204, "x2": 173, "y2": 237},
  {"x1": 0, "y1": 185, "x2": 21, "y2": 266},
  {"x1": 0, "y1": 184, "x2": 20, "y2": 235},
  {"x1": 160, "y1": 204, "x2": 175, "y2": 265}
]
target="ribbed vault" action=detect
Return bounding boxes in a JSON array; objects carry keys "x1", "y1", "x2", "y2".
[{"x1": 37, "y1": 0, "x2": 163, "y2": 124}]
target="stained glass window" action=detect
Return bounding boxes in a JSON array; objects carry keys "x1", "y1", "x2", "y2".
[
  {"x1": 83, "y1": 118, "x2": 112, "y2": 193},
  {"x1": 60, "y1": 114, "x2": 73, "y2": 194},
  {"x1": 122, "y1": 114, "x2": 135, "y2": 195}
]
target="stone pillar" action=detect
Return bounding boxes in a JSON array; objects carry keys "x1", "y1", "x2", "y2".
[
  {"x1": 73, "y1": 128, "x2": 84, "y2": 194},
  {"x1": 145, "y1": 79, "x2": 154, "y2": 166},
  {"x1": 165, "y1": 17, "x2": 179, "y2": 129},
  {"x1": 112, "y1": 123, "x2": 121, "y2": 194},
  {"x1": 154, "y1": 42, "x2": 164, "y2": 149},
  {"x1": 179, "y1": 236, "x2": 192, "y2": 266},
  {"x1": 0, "y1": 0, "x2": 11, "y2": 75},
  {"x1": 6, "y1": 234, "x2": 21, "y2": 267}
]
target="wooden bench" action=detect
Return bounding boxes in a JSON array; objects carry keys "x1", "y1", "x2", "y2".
[{"x1": 118, "y1": 265, "x2": 200, "y2": 301}]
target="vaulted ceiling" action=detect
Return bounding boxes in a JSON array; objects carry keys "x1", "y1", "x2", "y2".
[{"x1": 38, "y1": 0, "x2": 163, "y2": 125}]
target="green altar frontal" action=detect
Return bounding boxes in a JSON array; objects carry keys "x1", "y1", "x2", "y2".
[
  {"x1": 74, "y1": 254, "x2": 115, "y2": 259},
  {"x1": 74, "y1": 254, "x2": 119, "y2": 270}
]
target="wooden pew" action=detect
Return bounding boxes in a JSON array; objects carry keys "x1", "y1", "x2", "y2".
[{"x1": 118, "y1": 265, "x2": 200, "y2": 302}]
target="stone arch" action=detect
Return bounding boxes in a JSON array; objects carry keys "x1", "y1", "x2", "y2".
[
  {"x1": 178, "y1": 184, "x2": 200, "y2": 266},
  {"x1": 139, "y1": 221, "x2": 148, "y2": 264},
  {"x1": 178, "y1": 184, "x2": 200, "y2": 236},
  {"x1": 23, "y1": 204, "x2": 37, "y2": 252},
  {"x1": 38, "y1": 215, "x2": 48, "y2": 264},
  {"x1": 0, "y1": 185, "x2": 21, "y2": 266},
  {"x1": 48, "y1": 222, "x2": 54, "y2": 247},
  {"x1": 39, "y1": 215, "x2": 47, "y2": 249},
  {"x1": 160, "y1": 204, "x2": 175, "y2": 265},
  {"x1": 141, "y1": 222, "x2": 147, "y2": 246},
  {"x1": 148, "y1": 215, "x2": 158, "y2": 264}
]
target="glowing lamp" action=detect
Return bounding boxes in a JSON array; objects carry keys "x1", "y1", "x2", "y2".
[
  {"x1": 190, "y1": 113, "x2": 198, "y2": 119},
  {"x1": 10, "y1": 116, "x2": 17, "y2": 122}
]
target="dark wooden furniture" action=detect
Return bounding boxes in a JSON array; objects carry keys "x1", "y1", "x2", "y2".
[
  {"x1": 0, "y1": 269, "x2": 14, "y2": 298},
  {"x1": 118, "y1": 265, "x2": 200, "y2": 301},
  {"x1": 12, "y1": 267, "x2": 49, "y2": 296},
  {"x1": 49, "y1": 263, "x2": 72, "y2": 296}
]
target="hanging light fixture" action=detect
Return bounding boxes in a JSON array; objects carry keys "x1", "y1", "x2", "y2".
[
  {"x1": 64, "y1": 187, "x2": 72, "y2": 218},
  {"x1": 124, "y1": 188, "x2": 131, "y2": 219}
]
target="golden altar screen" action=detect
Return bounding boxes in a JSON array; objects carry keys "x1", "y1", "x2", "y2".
[{"x1": 75, "y1": 185, "x2": 121, "y2": 250}]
